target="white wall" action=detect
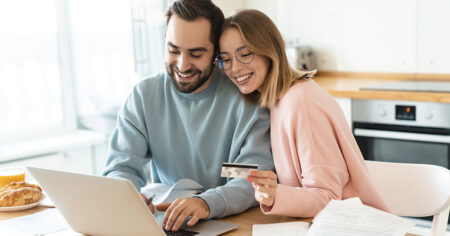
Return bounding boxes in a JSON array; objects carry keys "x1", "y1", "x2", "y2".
[
  {"x1": 214, "y1": 0, "x2": 450, "y2": 74},
  {"x1": 214, "y1": 0, "x2": 276, "y2": 19},
  {"x1": 213, "y1": 0, "x2": 246, "y2": 17}
]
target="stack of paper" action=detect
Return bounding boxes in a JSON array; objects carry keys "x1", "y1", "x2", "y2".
[
  {"x1": 0, "y1": 208, "x2": 69, "y2": 235},
  {"x1": 253, "y1": 221, "x2": 310, "y2": 236},
  {"x1": 253, "y1": 198, "x2": 414, "y2": 236},
  {"x1": 308, "y1": 198, "x2": 414, "y2": 236}
]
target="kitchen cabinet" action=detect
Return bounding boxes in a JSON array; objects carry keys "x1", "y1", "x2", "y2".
[
  {"x1": 0, "y1": 130, "x2": 107, "y2": 174},
  {"x1": 0, "y1": 144, "x2": 108, "y2": 175},
  {"x1": 416, "y1": 0, "x2": 450, "y2": 74},
  {"x1": 0, "y1": 154, "x2": 64, "y2": 176},
  {"x1": 336, "y1": 97, "x2": 352, "y2": 128},
  {"x1": 92, "y1": 144, "x2": 109, "y2": 175},
  {"x1": 0, "y1": 130, "x2": 108, "y2": 176}
]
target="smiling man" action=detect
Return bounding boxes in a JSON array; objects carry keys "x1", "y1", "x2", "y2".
[
  {"x1": 165, "y1": 16, "x2": 214, "y2": 93},
  {"x1": 102, "y1": 0, "x2": 274, "y2": 233}
]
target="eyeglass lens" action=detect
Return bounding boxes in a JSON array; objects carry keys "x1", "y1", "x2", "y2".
[{"x1": 217, "y1": 47, "x2": 254, "y2": 70}]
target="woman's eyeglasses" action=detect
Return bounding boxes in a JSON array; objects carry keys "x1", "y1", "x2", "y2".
[{"x1": 215, "y1": 46, "x2": 254, "y2": 71}]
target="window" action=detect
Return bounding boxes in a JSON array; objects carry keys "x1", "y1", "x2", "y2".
[
  {"x1": 70, "y1": 0, "x2": 138, "y2": 121},
  {"x1": 0, "y1": 0, "x2": 73, "y2": 144},
  {"x1": 76, "y1": 0, "x2": 167, "y2": 134},
  {"x1": 0, "y1": 0, "x2": 168, "y2": 144},
  {"x1": 131, "y1": 0, "x2": 167, "y2": 78}
]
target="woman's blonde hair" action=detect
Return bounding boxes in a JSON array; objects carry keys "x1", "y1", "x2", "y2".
[{"x1": 222, "y1": 9, "x2": 314, "y2": 108}]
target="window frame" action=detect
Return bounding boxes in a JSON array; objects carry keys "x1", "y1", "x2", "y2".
[{"x1": 0, "y1": 0, "x2": 78, "y2": 145}]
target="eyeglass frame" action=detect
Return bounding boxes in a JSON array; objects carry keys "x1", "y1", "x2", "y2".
[{"x1": 215, "y1": 46, "x2": 255, "y2": 71}]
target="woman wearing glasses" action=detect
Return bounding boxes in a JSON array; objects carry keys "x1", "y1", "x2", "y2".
[{"x1": 218, "y1": 9, "x2": 389, "y2": 217}]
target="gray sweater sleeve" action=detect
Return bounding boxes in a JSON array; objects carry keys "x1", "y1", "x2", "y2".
[
  {"x1": 197, "y1": 110, "x2": 274, "y2": 219},
  {"x1": 102, "y1": 88, "x2": 151, "y2": 190}
]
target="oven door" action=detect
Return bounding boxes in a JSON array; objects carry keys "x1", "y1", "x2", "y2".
[{"x1": 353, "y1": 127, "x2": 450, "y2": 169}]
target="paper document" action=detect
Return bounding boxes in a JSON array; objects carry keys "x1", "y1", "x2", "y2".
[
  {"x1": 253, "y1": 221, "x2": 310, "y2": 236},
  {"x1": 39, "y1": 193, "x2": 55, "y2": 208},
  {"x1": 141, "y1": 178, "x2": 203, "y2": 205},
  {"x1": 307, "y1": 198, "x2": 414, "y2": 236},
  {"x1": 0, "y1": 208, "x2": 69, "y2": 236}
]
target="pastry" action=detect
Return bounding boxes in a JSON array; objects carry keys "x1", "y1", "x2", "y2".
[
  {"x1": 0, "y1": 181, "x2": 43, "y2": 207},
  {"x1": 0, "y1": 181, "x2": 42, "y2": 192},
  {"x1": 0, "y1": 187, "x2": 43, "y2": 207}
]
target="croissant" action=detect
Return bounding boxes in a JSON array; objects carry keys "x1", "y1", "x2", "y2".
[
  {"x1": 0, "y1": 187, "x2": 43, "y2": 207},
  {"x1": 0, "y1": 189, "x2": 14, "y2": 199},
  {"x1": 0, "y1": 181, "x2": 43, "y2": 207},
  {"x1": 0, "y1": 181, "x2": 42, "y2": 192}
]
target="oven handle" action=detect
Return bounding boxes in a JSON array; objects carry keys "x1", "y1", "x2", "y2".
[{"x1": 354, "y1": 128, "x2": 450, "y2": 144}]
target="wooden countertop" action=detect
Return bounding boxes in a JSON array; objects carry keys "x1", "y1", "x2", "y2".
[
  {"x1": 313, "y1": 73, "x2": 450, "y2": 103},
  {"x1": 222, "y1": 207, "x2": 310, "y2": 235},
  {"x1": 0, "y1": 206, "x2": 420, "y2": 236},
  {"x1": 0, "y1": 206, "x2": 309, "y2": 235}
]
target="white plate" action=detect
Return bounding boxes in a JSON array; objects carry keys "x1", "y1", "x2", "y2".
[{"x1": 0, "y1": 194, "x2": 45, "y2": 212}]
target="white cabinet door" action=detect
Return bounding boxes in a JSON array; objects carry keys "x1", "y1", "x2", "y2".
[
  {"x1": 92, "y1": 144, "x2": 109, "y2": 175},
  {"x1": 0, "y1": 147, "x2": 101, "y2": 175},
  {"x1": 0, "y1": 154, "x2": 64, "y2": 170},
  {"x1": 335, "y1": 97, "x2": 352, "y2": 129},
  {"x1": 417, "y1": 0, "x2": 450, "y2": 74},
  {"x1": 0, "y1": 154, "x2": 65, "y2": 181},
  {"x1": 62, "y1": 148, "x2": 94, "y2": 175}
]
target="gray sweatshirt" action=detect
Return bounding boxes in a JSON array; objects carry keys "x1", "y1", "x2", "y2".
[{"x1": 102, "y1": 68, "x2": 274, "y2": 219}]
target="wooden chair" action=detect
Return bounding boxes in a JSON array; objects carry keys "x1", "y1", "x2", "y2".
[{"x1": 365, "y1": 160, "x2": 450, "y2": 236}]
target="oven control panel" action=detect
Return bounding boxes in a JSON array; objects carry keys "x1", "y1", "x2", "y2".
[
  {"x1": 395, "y1": 105, "x2": 416, "y2": 121},
  {"x1": 352, "y1": 99, "x2": 450, "y2": 128}
]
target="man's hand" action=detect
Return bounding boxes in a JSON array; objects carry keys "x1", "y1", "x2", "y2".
[
  {"x1": 157, "y1": 197, "x2": 210, "y2": 232},
  {"x1": 140, "y1": 193, "x2": 154, "y2": 214}
]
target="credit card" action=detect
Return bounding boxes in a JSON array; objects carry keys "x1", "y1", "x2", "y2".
[{"x1": 220, "y1": 163, "x2": 258, "y2": 178}]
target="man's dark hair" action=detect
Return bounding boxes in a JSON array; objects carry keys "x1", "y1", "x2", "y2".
[{"x1": 166, "y1": 0, "x2": 225, "y2": 56}]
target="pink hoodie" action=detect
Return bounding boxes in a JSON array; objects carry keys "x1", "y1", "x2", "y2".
[{"x1": 261, "y1": 79, "x2": 389, "y2": 217}]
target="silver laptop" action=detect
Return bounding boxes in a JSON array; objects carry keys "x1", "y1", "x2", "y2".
[{"x1": 27, "y1": 167, "x2": 237, "y2": 236}]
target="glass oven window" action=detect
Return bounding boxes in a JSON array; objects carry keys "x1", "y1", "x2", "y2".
[{"x1": 356, "y1": 137, "x2": 449, "y2": 168}]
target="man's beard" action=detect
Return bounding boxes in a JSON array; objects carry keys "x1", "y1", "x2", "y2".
[{"x1": 167, "y1": 63, "x2": 214, "y2": 93}]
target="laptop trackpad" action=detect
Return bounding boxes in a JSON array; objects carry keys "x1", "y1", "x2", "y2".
[
  {"x1": 154, "y1": 212, "x2": 237, "y2": 236},
  {"x1": 182, "y1": 220, "x2": 237, "y2": 236}
]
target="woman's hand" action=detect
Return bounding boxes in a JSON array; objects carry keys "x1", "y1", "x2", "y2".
[{"x1": 248, "y1": 170, "x2": 278, "y2": 207}]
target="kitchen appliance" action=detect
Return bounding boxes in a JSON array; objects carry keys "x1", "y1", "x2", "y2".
[
  {"x1": 352, "y1": 99, "x2": 450, "y2": 169},
  {"x1": 352, "y1": 99, "x2": 450, "y2": 226},
  {"x1": 285, "y1": 45, "x2": 317, "y2": 71}
]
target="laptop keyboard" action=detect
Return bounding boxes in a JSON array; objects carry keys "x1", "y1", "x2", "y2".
[{"x1": 163, "y1": 229, "x2": 199, "y2": 236}]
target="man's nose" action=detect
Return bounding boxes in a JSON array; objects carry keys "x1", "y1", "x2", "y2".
[{"x1": 177, "y1": 54, "x2": 191, "y2": 72}]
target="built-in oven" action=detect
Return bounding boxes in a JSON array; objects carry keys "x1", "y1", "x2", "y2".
[
  {"x1": 352, "y1": 99, "x2": 450, "y2": 226},
  {"x1": 352, "y1": 99, "x2": 450, "y2": 169}
]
